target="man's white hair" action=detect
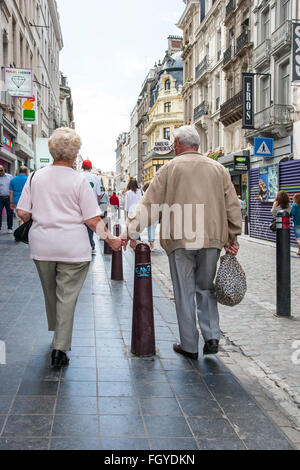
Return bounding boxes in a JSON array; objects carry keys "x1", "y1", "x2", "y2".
[{"x1": 173, "y1": 126, "x2": 200, "y2": 150}]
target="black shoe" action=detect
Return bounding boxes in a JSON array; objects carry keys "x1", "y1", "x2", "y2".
[
  {"x1": 203, "y1": 340, "x2": 219, "y2": 356},
  {"x1": 51, "y1": 350, "x2": 70, "y2": 367},
  {"x1": 173, "y1": 344, "x2": 198, "y2": 360}
]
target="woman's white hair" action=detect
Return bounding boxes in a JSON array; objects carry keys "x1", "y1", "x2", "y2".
[
  {"x1": 173, "y1": 126, "x2": 200, "y2": 150},
  {"x1": 49, "y1": 127, "x2": 82, "y2": 163}
]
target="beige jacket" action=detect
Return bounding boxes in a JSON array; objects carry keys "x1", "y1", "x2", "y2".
[{"x1": 127, "y1": 152, "x2": 242, "y2": 255}]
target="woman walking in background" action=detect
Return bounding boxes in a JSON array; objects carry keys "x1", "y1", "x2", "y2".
[
  {"x1": 143, "y1": 182, "x2": 157, "y2": 250},
  {"x1": 291, "y1": 194, "x2": 300, "y2": 256},
  {"x1": 125, "y1": 179, "x2": 143, "y2": 221},
  {"x1": 271, "y1": 191, "x2": 291, "y2": 219},
  {"x1": 17, "y1": 128, "x2": 122, "y2": 367}
]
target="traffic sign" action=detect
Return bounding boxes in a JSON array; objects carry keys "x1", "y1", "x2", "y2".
[{"x1": 254, "y1": 137, "x2": 274, "y2": 158}]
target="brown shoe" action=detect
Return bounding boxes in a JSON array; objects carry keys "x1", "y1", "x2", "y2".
[{"x1": 173, "y1": 344, "x2": 198, "y2": 360}]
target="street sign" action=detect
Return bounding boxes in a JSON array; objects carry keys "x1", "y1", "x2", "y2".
[
  {"x1": 242, "y1": 73, "x2": 255, "y2": 130},
  {"x1": 254, "y1": 137, "x2": 274, "y2": 158}
]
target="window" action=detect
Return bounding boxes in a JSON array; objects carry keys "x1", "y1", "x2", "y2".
[
  {"x1": 165, "y1": 79, "x2": 171, "y2": 91},
  {"x1": 163, "y1": 128, "x2": 170, "y2": 140},
  {"x1": 164, "y1": 102, "x2": 171, "y2": 113},
  {"x1": 279, "y1": 61, "x2": 290, "y2": 105},
  {"x1": 228, "y1": 78, "x2": 234, "y2": 99},
  {"x1": 280, "y1": 0, "x2": 290, "y2": 23},
  {"x1": 260, "y1": 76, "x2": 270, "y2": 110},
  {"x1": 261, "y1": 8, "x2": 270, "y2": 42}
]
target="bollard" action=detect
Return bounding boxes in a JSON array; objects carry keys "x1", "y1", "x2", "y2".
[
  {"x1": 131, "y1": 243, "x2": 156, "y2": 357},
  {"x1": 276, "y1": 210, "x2": 291, "y2": 317},
  {"x1": 244, "y1": 214, "x2": 249, "y2": 235},
  {"x1": 111, "y1": 224, "x2": 123, "y2": 281},
  {"x1": 104, "y1": 217, "x2": 112, "y2": 255}
]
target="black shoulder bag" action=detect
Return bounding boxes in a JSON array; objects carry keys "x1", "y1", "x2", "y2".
[{"x1": 14, "y1": 172, "x2": 35, "y2": 244}]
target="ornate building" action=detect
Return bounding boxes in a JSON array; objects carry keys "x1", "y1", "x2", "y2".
[{"x1": 143, "y1": 52, "x2": 184, "y2": 184}]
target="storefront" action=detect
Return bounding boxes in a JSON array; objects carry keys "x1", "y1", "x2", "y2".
[
  {"x1": 0, "y1": 116, "x2": 18, "y2": 175},
  {"x1": 15, "y1": 127, "x2": 35, "y2": 170},
  {"x1": 218, "y1": 152, "x2": 250, "y2": 210}
]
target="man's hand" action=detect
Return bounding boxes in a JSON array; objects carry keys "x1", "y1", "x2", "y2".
[
  {"x1": 225, "y1": 242, "x2": 239, "y2": 256},
  {"x1": 108, "y1": 236, "x2": 123, "y2": 252}
]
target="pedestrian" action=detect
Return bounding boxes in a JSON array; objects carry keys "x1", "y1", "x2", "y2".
[
  {"x1": 125, "y1": 179, "x2": 143, "y2": 221},
  {"x1": 143, "y1": 182, "x2": 157, "y2": 251},
  {"x1": 123, "y1": 126, "x2": 242, "y2": 359},
  {"x1": 17, "y1": 128, "x2": 122, "y2": 367},
  {"x1": 0, "y1": 165, "x2": 13, "y2": 234},
  {"x1": 238, "y1": 195, "x2": 244, "y2": 212},
  {"x1": 9, "y1": 166, "x2": 28, "y2": 227},
  {"x1": 110, "y1": 192, "x2": 120, "y2": 220},
  {"x1": 271, "y1": 191, "x2": 291, "y2": 219},
  {"x1": 99, "y1": 188, "x2": 109, "y2": 219},
  {"x1": 291, "y1": 194, "x2": 300, "y2": 256},
  {"x1": 82, "y1": 160, "x2": 102, "y2": 255}
]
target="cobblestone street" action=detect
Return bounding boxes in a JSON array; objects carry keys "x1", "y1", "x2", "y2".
[{"x1": 0, "y1": 229, "x2": 297, "y2": 450}]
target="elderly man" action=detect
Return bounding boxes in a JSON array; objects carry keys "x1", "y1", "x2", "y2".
[
  {"x1": 124, "y1": 126, "x2": 242, "y2": 360},
  {"x1": 0, "y1": 165, "x2": 13, "y2": 234}
]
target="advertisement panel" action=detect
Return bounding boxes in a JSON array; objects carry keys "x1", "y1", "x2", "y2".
[
  {"x1": 258, "y1": 165, "x2": 279, "y2": 202},
  {"x1": 22, "y1": 86, "x2": 38, "y2": 124}
]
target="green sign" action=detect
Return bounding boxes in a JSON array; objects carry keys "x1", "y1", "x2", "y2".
[
  {"x1": 40, "y1": 158, "x2": 50, "y2": 163},
  {"x1": 234, "y1": 155, "x2": 249, "y2": 172}
]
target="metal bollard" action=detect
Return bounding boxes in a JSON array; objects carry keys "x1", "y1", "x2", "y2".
[
  {"x1": 244, "y1": 214, "x2": 249, "y2": 235},
  {"x1": 131, "y1": 243, "x2": 156, "y2": 357},
  {"x1": 111, "y1": 224, "x2": 123, "y2": 281},
  {"x1": 104, "y1": 218, "x2": 112, "y2": 255},
  {"x1": 276, "y1": 210, "x2": 291, "y2": 317}
]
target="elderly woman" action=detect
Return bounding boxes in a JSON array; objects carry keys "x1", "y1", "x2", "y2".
[{"x1": 17, "y1": 128, "x2": 122, "y2": 367}]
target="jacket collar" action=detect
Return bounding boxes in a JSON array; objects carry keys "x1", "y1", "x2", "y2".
[{"x1": 179, "y1": 151, "x2": 203, "y2": 157}]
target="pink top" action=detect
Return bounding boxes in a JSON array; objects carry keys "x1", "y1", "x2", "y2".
[{"x1": 17, "y1": 166, "x2": 101, "y2": 262}]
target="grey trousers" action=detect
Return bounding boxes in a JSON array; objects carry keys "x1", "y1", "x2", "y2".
[
  {"x1": 168, "y1": 248, "x2": 221, "y2": 354},
  {"x1": 34, "y1": 261, "x2": 90, "y2": 351}
]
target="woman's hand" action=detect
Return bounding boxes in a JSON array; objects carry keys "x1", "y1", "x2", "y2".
[
  {"x1": 108, "y1": 236, "x2": 123, "y2": 252},
  {"x1": 225, "y1": 242, "x2": 239, "y2": 256}
]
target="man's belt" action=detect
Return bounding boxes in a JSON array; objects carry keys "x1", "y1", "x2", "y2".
[{"x1": 0, "y1": 196, "x2": 9, "y2": 198}]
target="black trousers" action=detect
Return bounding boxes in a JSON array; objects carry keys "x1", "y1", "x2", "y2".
[{"x1": 0, "y1": 197, "x2": 13, "y2": 230}]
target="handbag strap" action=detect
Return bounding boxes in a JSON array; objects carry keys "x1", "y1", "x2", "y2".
[{"x1": 29, "y1": 171, "x2": 36, "y2": 189}]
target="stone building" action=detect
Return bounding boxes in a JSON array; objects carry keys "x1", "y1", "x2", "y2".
[
  {"x1": 177, "y1": 0, "x2": 200, "y2": 125},
  {"x1": 59, "y1": 73, "x2": 74, "y2": 129},
  {"x1": 129, "y1": 104, "x2": 139, "y2": 181},
  {"x1": 115, "y1": 132, "x2": 130, "y2": 194},
  {"x1": 143, "y1": 50, "x2": 184, "y2": 184},
  {"x1": 0, "y1": 0, "x2": 63, "y2": 174}
]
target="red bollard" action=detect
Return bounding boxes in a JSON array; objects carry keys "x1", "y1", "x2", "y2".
[
  {"x1": 111, "y1": 224, "x2": 123, "y2": 281},
  {"x1": 131, "y1": 243, "x2": 156, "y2": 357},
  {"x1": 104, "y1": 218, "x2": 112, "y2": 255}
]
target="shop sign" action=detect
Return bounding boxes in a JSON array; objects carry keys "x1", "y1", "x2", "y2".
[
  {"x1": 234, "y1": 155, "x2": 249, "y2": 172},
  {"x1": 292, "y1": 23, "x2": 300, "y2": 83},
  {"x1": 242, "y1": 73, "x2": 255, "y2": 130},
  {"x1": 16, "y1": 127, "x2": 34, "y2": 158},
  {"x1": 154, "y1": 140, "x2": 173, "y2": 155},
  {"x1": 22, "y1": 87, "x2": 38, "y2": 124},
  {"x1": 258, "y1": 164, "x2": 279, "y2": 203},
  {"x1": 4, "y1": 68, "x2": 33, "y2": 98},
  {"x1": 2, "y1": 132, "x2": 13, "y2": 152}
]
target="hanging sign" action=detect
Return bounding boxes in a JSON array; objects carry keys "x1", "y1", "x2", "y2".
[
  {"x1": 242, "y1": 73, "x2": 255, "y2": 130},
  {"x1": 4, "y1": 68, "x2": 33, "y2": 98},
  {"x1": 22, "y1": 86, "x2": 38, "y2": 124},
  {"x1": 154, "y1": 140, "x2": 173, "y2": 155},
  {"x1": 292, "y1": 23, "x2": 300, "y2": 83}
]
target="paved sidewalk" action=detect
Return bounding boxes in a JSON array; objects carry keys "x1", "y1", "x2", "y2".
[{"x1": 0, "y1": 229, "x2": 296, "y2": 450}]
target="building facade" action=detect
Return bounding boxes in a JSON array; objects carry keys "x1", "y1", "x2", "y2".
[
  {"x1": 59, "y1": 73, "x2": 74, "y2": 129},
  {"x1": 143, "y1": 51, "x2": 184, "y2": 184},
  {"x1": 115, "y1": 132, "x2": 130, "y2": 194},
  {"x1": 0, "y1": 0, "x2": 63, "y2": 174}
]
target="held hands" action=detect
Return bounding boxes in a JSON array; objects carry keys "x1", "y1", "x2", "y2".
[
  {"x1": 108, "y1": 236, "x2": 123, "y2": 252},
  {"x1": 225, "y1": 242, "x2": 240, "y2": 256}
]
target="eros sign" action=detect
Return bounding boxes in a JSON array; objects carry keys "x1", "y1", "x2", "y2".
[
  {"x1": 292, "y1": 23, "x2": 300, "y2": 83},
  {"x1": 242, "y1": 73, "x2": 255, "y2": 130}
]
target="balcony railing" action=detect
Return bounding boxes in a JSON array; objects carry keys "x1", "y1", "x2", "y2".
[
  {"x1": 254, "y1": 105, "x2": 293, "y2": 130},
  {"x1": 220, "y1": 91, "x2": 243, "y2": 120},
  {"x1": 194, "y1": 101, "x2": 209, "y2": 121},
  {"x1": 195, "y1": 56, "x2": 209, "y2": 80},
  {"x1": 253, "y1": 39, "x2": 271, "y2": 68},
  {"x1": 271, "y1": 20, "x2": 292, "y2": 56},
  {"x1": 223, "y1": 45, "x2": 233, "y2": 66},
  {"x1": 226, "y1": 0, "x2": 236, "y2": 18},
  {"x1": 236, "y1": 30, "x2": 250, "y2": 54}
]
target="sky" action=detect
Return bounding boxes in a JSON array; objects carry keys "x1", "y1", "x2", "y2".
[{"x1": 57, "y1": 0, "x2": 184, "y2": 172}]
